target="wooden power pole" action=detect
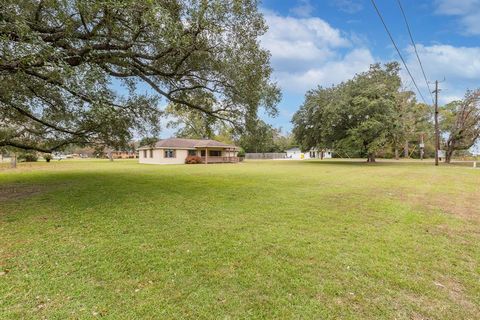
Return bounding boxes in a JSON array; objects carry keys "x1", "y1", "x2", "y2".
[
  {"x1": 420, "y1": 133, "x2": 424, "y2": 160},
  {"x1": 433, "y1": 80, "x2": 440, "y2": 166}
]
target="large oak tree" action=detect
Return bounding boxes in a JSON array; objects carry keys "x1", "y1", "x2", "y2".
[
  {"x1": 0, "y1": 0, "x2": 280, "y2": 153},
  {"x1": 441, "y1": 89, "x2": 480, "y2": 163},
  {"x1": 292, "y1": 62, "x2": 420, "y2": 162}
]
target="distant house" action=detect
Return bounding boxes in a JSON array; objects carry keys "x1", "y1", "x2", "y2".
[
  {"x1": 285, "y1": 147, "x2": 302, "y2": 159},
  {"x1": 110, "y1": 150, "x2": 137, "y2": 159},
  {"x1": 285, "y1": 147, "x2": 332, "y2": 160},
  {"x1": 308, "y1": 148, "x2": 333, "y2": 159},
  {"x1": 104, "y1": 142, "x2": 138, "y2": 159},
  {"x1": 138, "y1": 138, "x2": 239, "y2": 164}
]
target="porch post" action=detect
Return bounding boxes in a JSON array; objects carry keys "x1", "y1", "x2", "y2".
[{"x1": 205, "y1": 147, "x2": 208, "y2": 164}]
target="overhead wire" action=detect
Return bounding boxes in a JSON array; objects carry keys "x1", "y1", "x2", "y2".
[
  {"x1": 370, "y1": 0, "x2": 428, "y2": 105},
  {"x1": 396, "y1": 0, "x2": 435, "y2": 105}
]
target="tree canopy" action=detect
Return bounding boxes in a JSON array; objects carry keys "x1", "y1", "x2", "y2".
[
  {"x1": 238, "y1": 119, "x2": 295, "y2": 153},
  {"x1": 0, "y1": 0, "x2": 280, "y2": 153},
  {"x1": 292, "y1": 62, "x2": 432, "y2": 162},
  {"x1": 441, "y1": 89, "x2": 480, "y2": 163}
]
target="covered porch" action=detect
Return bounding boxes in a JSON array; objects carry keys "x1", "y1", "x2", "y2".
[{"x1": 197, "y1": 147, "x2": 239, "y2": 164}]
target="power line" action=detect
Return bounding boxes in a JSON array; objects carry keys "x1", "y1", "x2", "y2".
[
  {"x1": 369, "y1": 0, "x2": 428, "y2": 105},
  {"x1": 396, "y1": 0, "x2": 434, "y2": 105}
]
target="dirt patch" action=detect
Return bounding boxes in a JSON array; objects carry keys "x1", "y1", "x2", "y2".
[
  {"x1": 399, "y1": 192, "x2": 480, "y2": 222},
  {"x1": 0, "y1": 184, "x2": 45, "y2": 201},
  {"x1": 434, "y1": 277, "x2": 479, "y2": 314},
  {"x1": 0, "y1": 182, "x2": 71, "y2": 202}
]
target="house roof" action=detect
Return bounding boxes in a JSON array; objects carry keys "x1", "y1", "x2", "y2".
[
  {"x1": 138, "y1": 138, "x2": 238, "y2": 150},
  {"x1": 286, "y1": 147, "x2": 301, "y2": 152}
]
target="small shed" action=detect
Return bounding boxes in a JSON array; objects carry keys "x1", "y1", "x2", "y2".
[{"x1": 286, "y1": 147, "x2": 303, "y2": 159}]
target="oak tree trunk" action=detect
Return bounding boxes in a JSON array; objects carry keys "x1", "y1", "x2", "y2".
[{"x1": 445, "y1": 149, "x2": 454, "y2": 163}]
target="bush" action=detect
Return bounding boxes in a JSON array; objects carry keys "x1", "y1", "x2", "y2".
[
  {"x1": 44, "y1": 154, "x2": 52, "y2": 162},
  {"x1": 18, "y1": 152, "x2": 38, "y2": 162},
  {"x1": 185, "y1": 155, "x2": 203, "y2": 164}
]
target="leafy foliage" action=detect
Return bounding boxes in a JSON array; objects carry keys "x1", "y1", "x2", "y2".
[
  {"x1": 185, "y1": 155, "x2": 202, "y2": 164},
  {"x1": 18, "y1": 151, "x2": 38, "y2": 162},
  {"x1": 441, "y1": 90, "x2": 480, "y2": 163},
  {"x1": 292, "y1": 62, "x2": 430, "y2": 161},
  {"x1": 0, "y1": 0, "x2": 279, "y2": 152},
  {"x1": 166, "y1": 104, "x2": 216, "y2": 139},
  {"x1": 138, "y1": 137, "x2": 158, "y2": 148},
  {"x1": 238, "y1": 119, "x2": 295, "y2": 153}
]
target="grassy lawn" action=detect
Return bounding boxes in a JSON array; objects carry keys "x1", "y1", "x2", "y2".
[{"x1": 1, "y1": 159, "x2": 479, "y2": 319}]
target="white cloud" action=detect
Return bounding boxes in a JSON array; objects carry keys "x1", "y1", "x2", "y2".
[
  {"x1": 410, "y1": 45, "x2": 480, "y2": 80},
  {"x1": 435, "y1": 0, "x2": 480, "y2": 35},
  {"x1": 274, "y1": 49, "x2": 375, "y2": 93},
  {"x1": 331, "y1": 0, "x2": 363, "y2": 14},
  {"x1": 290, "y1": 0, "x2": 314, "y2": 18},
  {"x1": 405, "y1": 44, "x2": 480, "y2": 104},
  {"x1": 435, "y1": 0, "x2": 479, "y2": 14},
  {"x1": 263, "y1": 13, "x2": 350, "y2": 53},
  {"x1": 262, "y1": 12, "x2": 374, "y2": 93}
]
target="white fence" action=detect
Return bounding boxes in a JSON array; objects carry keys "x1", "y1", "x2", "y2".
[{"x1": 245, "y1": 153, "x2": 287, "y2": 160}]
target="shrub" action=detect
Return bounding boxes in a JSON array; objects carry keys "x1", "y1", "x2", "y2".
[
  {"x1": 18, "y1": 152, "x2": 38, "y2": 162},
  {"x1": 185, "y1": 155, "x2": 203, "y2": 164},
  {"x1": 44, "y1": 154, "x2": 52, "y2": 162}
]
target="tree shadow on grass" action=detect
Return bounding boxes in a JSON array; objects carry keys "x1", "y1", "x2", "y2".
[{"x1": 0, "y1": 168, "x2": 253, "y2": 221}]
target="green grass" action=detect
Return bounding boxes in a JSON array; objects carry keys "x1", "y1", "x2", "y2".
[{"x1": 1, "y1": 159, "x2": 479, "y2": 319}]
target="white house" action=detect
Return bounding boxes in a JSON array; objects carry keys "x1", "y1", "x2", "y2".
[
  {"x1": 308, "y1": 148, "x2": 333, "y2": 159},
  {"x1": 285, "y1": 147, "x2": 333, "y2": 160},
  {"x1": 138, "y1": 138, "x2": 239, "y2": 165},
  {"x1": 285, "y1": 147, "x2": 303, "y2": 159}
]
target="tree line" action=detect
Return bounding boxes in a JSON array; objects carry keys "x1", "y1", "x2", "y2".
[{"x1": 292, "y1": 62, "x2": 479, "y2": 163}]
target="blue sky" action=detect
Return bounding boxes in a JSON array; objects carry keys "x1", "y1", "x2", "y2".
[{"x1": 259, "y1": 0, "x2": 480, "y2": 141}]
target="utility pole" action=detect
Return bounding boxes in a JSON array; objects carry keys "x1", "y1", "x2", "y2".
[
  {"x1": 433, "y1": 80, "x2": 440, "y2": 166},
  {"x1": 420, "y1": 133, "x2": 424, "y2": 160}
]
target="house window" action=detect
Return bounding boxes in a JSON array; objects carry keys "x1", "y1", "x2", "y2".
[
  {"x1": 209, "y1": 150, "x2": 222, "y2": 157},
  {"x1": 188, "y1": 150, "x2": 197, "y2": 156},
  {"x1": 149, "y1": 149, "x2": 153, "y2": 158},
  {"x1": 143, "y1": 150, "x2": 147, "y2": 158},
  {"x1": 164, "y1": 149, "x2": 175, "y2": 158}
]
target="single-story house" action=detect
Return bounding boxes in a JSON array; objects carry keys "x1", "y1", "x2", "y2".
[
  {"x1": 285, "y1": 147, "x2": 333, "y2": 160},
  {"x1": 285, "y1": 147, "x2": 302, "y2": 159},
  {"x1": 308, "y1": 148, "x2": 333, "y2": 159},
  {"x1": 138, "y1": 138, "x2": 239, "y2": 165}
]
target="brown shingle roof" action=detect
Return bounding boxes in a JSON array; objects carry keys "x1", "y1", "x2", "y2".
[{"x1": 138, "y1": 138, "x2": 238, "y2": 150}]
